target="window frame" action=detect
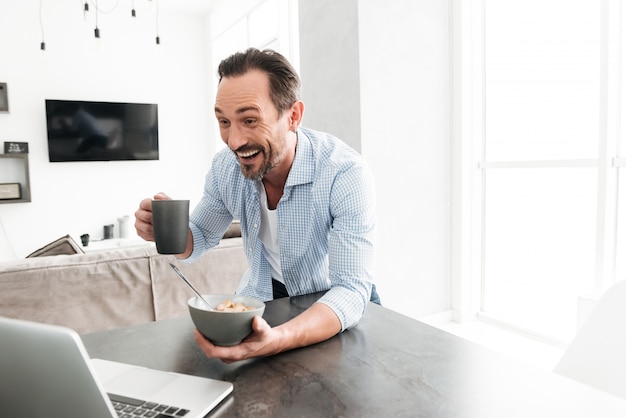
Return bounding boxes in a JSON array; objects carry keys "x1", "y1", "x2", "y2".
[{"x1": 450, "y1": 0, "x2": 624, "y2": 344}]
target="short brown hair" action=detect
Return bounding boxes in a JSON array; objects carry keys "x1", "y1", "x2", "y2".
[{"x1": 217, "y1": 48, "x2": 301, "y2": 114}]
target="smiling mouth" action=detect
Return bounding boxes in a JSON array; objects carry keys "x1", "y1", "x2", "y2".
[{"x1": 236, "y1": 149, "x2": 261, "y2": 160}]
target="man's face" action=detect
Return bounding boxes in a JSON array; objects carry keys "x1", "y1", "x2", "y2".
[{"x1": 215, "y1": 70, "x2": 290, "y2": 180}]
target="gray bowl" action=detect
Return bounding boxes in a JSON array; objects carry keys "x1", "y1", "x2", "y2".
[{"x1": 188, "y1": 294, "x2": 265, "y2": 346}]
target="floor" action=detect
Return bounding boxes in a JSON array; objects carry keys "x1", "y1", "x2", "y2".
[{"x1": 419, "y1": 313, "x2": 566, "y2": 372}]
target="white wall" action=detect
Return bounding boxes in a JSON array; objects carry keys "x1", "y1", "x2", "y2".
[
  {"x1": 0, "y1": 0, "x2": 214, "y2": 259},
  {"x1": 298, "y1": 0, "x2": 362, "y2": 152},
  {"x1": 359, "y1": 0, "x2": 451, "y2": 318},
  {"x1": 298, "y1": 0, "x2": 451, "y2": 318}
]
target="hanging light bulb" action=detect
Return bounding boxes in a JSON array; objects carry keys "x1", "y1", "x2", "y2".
[
  {"x1": 94, "y1": 0, "x2": 100, "y2": 38},
  {"x1": 155, "y1": 0, "x2": 160, "y2": 44},
  {"x1": 83, "y1": 0, "x2": 89, "y2": 23},
  {"x1": 39, "y1": 0, "x2": 46, "y2": 50}
]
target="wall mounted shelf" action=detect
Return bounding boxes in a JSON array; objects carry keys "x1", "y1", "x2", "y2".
[{"x1": 0, "y1": 153, "x2": 31, "y2": 203}]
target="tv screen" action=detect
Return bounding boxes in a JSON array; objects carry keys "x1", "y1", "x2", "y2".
[{"x1": 45, "y1": 99, "x2": 159, "y2": 162}]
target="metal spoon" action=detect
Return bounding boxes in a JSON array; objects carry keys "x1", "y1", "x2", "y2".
[{"x1": 169, "y1": 263, "x2": 214, "y2": 311}]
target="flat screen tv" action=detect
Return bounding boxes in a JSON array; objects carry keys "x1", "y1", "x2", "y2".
[{"x1": 45, "y1": 99, "x2": 159, "y2": 162}]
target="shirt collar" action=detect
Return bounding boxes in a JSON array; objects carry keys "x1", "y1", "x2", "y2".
[{"x1": 285, "y1": 128, "x2": 314, "y2": 187}]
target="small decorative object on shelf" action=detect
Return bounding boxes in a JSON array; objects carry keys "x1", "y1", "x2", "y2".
[
  {"x1": 80, "y1": 234, "x2": 90, "y2": 247},
  {"x1": 4, "y1": 142, "x2": 29, "y2": 154},
  {"x1": 0, "y1": 183, "x2": 22, "y2": 200},
  {"x1": 118, "y1": 215, "x2": 130, "y2": 238},
  {"x1": 103, "y1": 224, "x2": 114, "y2": 240},
  {"x1": 0, "y1": 83, "x2": 8, "y2": 112}
]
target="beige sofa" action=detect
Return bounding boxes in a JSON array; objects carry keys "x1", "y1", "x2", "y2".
[{"x1": 0, "y1": 238, "x2": 246, "y2": 334}]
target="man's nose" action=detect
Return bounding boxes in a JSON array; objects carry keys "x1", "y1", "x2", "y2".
[{"x1": 226, "y1": 124, "x2": 246, "y2": 151}]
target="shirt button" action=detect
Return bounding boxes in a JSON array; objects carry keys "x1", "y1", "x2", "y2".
[{"x1": 254, "y1": 224, "x2": 258, "y2": 228}]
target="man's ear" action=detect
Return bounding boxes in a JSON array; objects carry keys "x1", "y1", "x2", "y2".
[{"x1": 288, "y1": 100, "x2": 305, "y2": 131}]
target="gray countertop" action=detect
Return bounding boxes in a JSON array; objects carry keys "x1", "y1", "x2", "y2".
[{"x1": 82, "y1": 292, "x2": 626, "y2": 417}]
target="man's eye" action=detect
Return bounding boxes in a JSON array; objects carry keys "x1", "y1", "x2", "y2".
[
  {"x1": 218, "y1": 119, "x2": 230, "y2": 126},
  {"x1": 244, "y1": 119, "x2": 256, "y2": 125}
]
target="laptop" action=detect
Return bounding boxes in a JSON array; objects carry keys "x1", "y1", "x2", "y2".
[{"x1": 0, "y1": 316, "x2": 233, "y2": 418}]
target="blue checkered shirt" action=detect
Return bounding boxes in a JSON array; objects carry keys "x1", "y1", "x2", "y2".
[{"x1": 187, "y1": 127, "x2": 376, "y2": 330}]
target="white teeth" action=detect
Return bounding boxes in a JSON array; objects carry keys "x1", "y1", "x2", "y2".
[{"x1": 238, "y1": 150, "x2": 259, "y2": 158}]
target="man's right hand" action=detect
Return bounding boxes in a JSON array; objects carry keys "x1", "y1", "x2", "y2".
[{"x1": 134, "y1": 192, "x2": 170, "y2": 242}]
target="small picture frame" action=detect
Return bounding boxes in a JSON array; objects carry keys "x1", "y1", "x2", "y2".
[
  {"x1": 0, "y1": 83, "x2": 8, "y2": 112},
  {"x1": 4, "y1": 142, "x2": 28, "y2": 154},
  {"x1": 0, "y1": 183, "x2": 21, "y2": 200}
]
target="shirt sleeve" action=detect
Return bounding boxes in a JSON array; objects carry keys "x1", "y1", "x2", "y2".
[
  {"x1": 316, "y1": 161, "x2": 377, "y2": 331},
  {"x1": 185, "y1": 153, "x2": 236, "y2": 263}
]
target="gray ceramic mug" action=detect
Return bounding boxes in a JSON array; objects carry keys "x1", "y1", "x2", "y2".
[{"x1": 152, "y1": 199, "x2": 189, "y2": 254}]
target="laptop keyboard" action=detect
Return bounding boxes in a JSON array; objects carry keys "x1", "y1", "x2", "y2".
[{"x1": 108, "y1": 393, "x2": 190, "y2": 417}]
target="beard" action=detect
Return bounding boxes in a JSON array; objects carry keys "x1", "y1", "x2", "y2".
[
  {"x1": 236, "y1": 130, "x2": 290, "y2": 180},
  {"x1": 237, "y1": 144, "x2": 281, "y2": 180}
]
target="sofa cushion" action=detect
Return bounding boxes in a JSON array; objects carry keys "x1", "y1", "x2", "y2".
[
  {"x1": 222, "y1": 220, "x2": 241, "y2": 238},
  {"x1": 26, "y1": 234, "x2": 84, "y2": 258}
]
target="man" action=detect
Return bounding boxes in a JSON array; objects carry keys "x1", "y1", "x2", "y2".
[{"x1": 135, "y1": 48, "x2": 377, "y2": 363}]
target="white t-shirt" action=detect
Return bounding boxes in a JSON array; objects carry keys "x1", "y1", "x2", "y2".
[{"x1": 257, "y1": 182, "x2": 283, "y2": 283}]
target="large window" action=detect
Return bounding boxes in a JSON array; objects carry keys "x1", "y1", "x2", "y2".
[{"x1": 456, "y1": 0, "x2": 625, "y2": 344}]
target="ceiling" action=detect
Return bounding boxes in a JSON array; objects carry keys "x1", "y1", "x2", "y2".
[{"x1": 158, "y1": 0, "x2": 222, "y2": 14}]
